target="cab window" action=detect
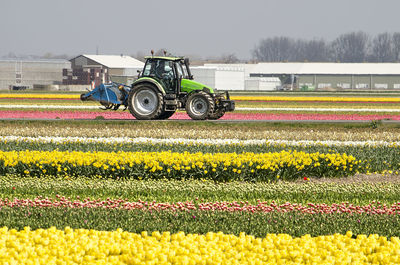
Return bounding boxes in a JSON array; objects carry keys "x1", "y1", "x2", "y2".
[
  {"x1": 154, "y1": 60, "x2": 174, "y2": 79},
  {"x1": 176, "y1": 63, "x2": 183, "y2": 78},
  {"x1": 176, "y1": 62, "x2": 188, "y2": 79},
  {"x1": 143, "y1": 59, "x2": 174, "y2": 78},
  {"x1": 142, "y1": 61, "x2": 153, "y2": 76},
  {"x1": 181, "y1": 62, "x2": 189, "y2": 78}
]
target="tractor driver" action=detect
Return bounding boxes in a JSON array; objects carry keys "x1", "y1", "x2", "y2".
[
  {"x1": 155, "y1": 61, "x2": 173, "y2": 79},
  {"x1": 154, "y1": 60, "x2": 165, "y2": 79},
  {"x1": 154, "y1": 60, "x2": 174, "y2": 91}
]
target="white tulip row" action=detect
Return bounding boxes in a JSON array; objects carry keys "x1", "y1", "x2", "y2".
[{"x1": 0, "y1": 135, "x2": 398, "y2": 147}]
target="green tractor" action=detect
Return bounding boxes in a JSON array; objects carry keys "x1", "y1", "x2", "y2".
[{"x1": 128, "y1": 55, "x2": 235, "y2": 120}]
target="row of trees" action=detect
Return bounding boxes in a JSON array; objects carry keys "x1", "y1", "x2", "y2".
[
  {"x1": 252, "y1": 31, "x2": 400, "y2": 63},
  {"x1": 1, "y1": 52, "x2": 70, "y2": 60},
  {"x1": 134, "y1": 49, "x2": 240, "y2": 64},
  {"x1": 4, "y1": 31, "x2": 400, "y2": 63}
]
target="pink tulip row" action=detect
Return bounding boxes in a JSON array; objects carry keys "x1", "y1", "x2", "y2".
[
  {"x1": 0, "y1": 110, "x2": 399, "y2": 121},
  {"x1": 2, "y1": 197, "x2": 400, "y2": 215},
  {"x1": 243, "y1": 100, "x2": 399, "y2": 104},
  {"x1": 4, "y1": 97, "x2": 398, "y2": 104},
  {"x1": 4, "y1": 97, "x2": 78, "y2": 100}
]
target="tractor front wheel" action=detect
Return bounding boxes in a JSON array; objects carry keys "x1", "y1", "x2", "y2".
[
  {"x1": 128, "y1": 85, "x2": 164, "y2": 120},
  {"x1": 185, "y1": 91, "x2": 215, "y2": 120},
  {"x1": 208, "y1": 108, "x2": 226, "y2": 120}
]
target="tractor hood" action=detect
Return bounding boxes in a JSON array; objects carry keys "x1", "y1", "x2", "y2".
[{"x1": 181, "y1": 79, "x2": 215, "y2": 94}]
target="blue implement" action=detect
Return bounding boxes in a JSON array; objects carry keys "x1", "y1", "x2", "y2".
[{"x1": 80, "y1": 82, "x2": 130, "y2": 110}]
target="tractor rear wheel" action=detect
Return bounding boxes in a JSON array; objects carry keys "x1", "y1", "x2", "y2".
[
  {"x1": 185, "y1": 91, "x2": 215, "y2": 120},
  {"x1": 128, "y1": 85, "x2": 164, "y2": 120}
]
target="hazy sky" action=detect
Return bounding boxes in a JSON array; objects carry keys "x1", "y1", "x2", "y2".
[{"x1": 2, "y1": 0, "x2": 400, "y2": 59}]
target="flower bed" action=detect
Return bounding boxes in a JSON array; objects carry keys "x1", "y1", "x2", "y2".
[
  {"x1": 3, "y1": 104, "x2": 400, "y2": 114},
  {"x1": 0, "y1": 93, "x2": 80, "y2": 99},
  {"x1": 0, "y1": 121, "x2": 399, "y2": 141},
  {"x1": 231, "y1": 95, "x2": 400, "y2": 102},
  {"x1": 0, "y1": 150, "x2": 358, "y2": 180},
  {"x1": 2, "y1": 177, "x2": 400, "y2": 205},
  {"x1": 2, "y1": 93, "x2": 399, "y2": 103},
  {"x1": 0, "y1": 111, "x2": 398, "y2": 263},
  {"x1": 1, "y1": 135, "x2": 399, "y2": 147},
  {"x1": 2, "y1": 228, "x2": 399, "y2": 264},
  {"x1": 2, "y1": 197, "x2": 400, "y2": 215},
  {"x1": 1, "y1": 110, "x2": 400, "y2": 120},
  {"x1": 1, "y1": 135, "x2": 399, "y2": 175}
]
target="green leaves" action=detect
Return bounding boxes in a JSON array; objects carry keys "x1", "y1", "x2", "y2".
[
  {"x1": 2, "y1": 207, "x2": 400, "y2": 238},
  {"x1": 1, "y1": 177, "x2": 400, "y2": 205}
]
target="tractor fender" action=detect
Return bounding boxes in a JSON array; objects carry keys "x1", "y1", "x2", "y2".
[
  {"x1": 186, "y1": 88, "x2": 212, "y2": 98},
  {"x1": 132, "y1": 78, "x2": 166, "y2": 95},
  {"x1": 183, "y1": 90, "x2": 201, "y2": 104}
]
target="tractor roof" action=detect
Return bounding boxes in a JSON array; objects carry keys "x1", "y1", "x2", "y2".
[{"x1": 144, "y1": 56, "x2": 184, "y2": 61}]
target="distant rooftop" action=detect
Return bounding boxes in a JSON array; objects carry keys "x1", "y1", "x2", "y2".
[
  {"x1": 79, "y1": 54, "x2": 144, "y2": 68},
  {"x1": 251, "y1": 62, "x2": 400, "y2": 75},
  {"x1": 203, "y1": 62, "x2": 400, "y2": 75}
]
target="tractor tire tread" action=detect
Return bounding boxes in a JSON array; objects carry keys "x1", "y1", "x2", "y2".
[{"x1": 208, "y1": 108, "x2": 226, "y2": 120}]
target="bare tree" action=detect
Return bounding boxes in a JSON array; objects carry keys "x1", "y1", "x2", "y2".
[
  {"x1": 371, "y1": 32, "x2": 394, "y2": 62},
  {"x1": 252, "y1": 36, "x2": 297, "y2": 62},
  {"x1": 295, "y1": 39, "x2": 328, "y2": 62},
  {"x1": 220, "y1": 53, "x2": 240, "y2": 63},
  {"x1": 330, "y1": 31, "x2": 369, "y2": 62},
  {"x1": 392, "y1": 32, "x2": 400, "y2": 62},
  {"x1": 289, "y1": 40, "x2": 305, "y2": 61},
  {"x1": 252, "y1": 38, "x2": 273, "y2": 61},
  {"x1": 251, "y1": 31, "x2": 400, "y2": 63},
  {"x1": 253, "y1": 37, "x2": 329, "y2": 62}
]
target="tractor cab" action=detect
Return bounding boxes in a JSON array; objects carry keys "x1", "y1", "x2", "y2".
[{"x1": 141, "y1": 57, "x2": 192, "y2": 94}]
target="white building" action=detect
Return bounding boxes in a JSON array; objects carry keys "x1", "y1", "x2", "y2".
[
  {"x1": 192, "y1": 63, "x2": 281, "y2": 91},
  {"x1": 245, "y1": 62, "x2": 400, "y2": 90},
  {"x1": 245, "y1": 77, "x2": 282, "y2": 91},
  {"x1": 193, "y1": 62, "x2": 400, "y2": 91},
  {"x1": 191, "y1": 66, "x2": 246, "y2": 91},
  {"x1": 0, "y1": 59, "x2": 71, "y2": 90}
]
